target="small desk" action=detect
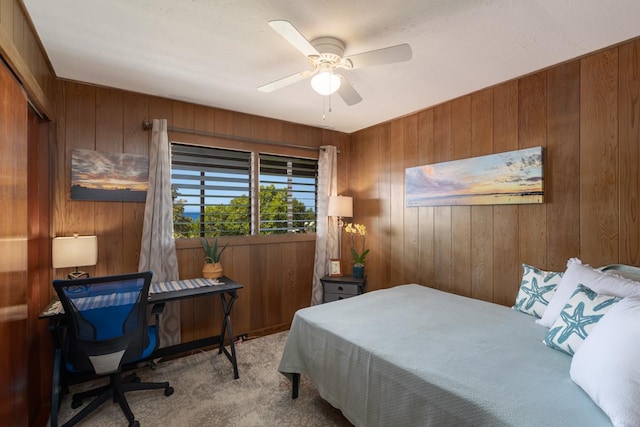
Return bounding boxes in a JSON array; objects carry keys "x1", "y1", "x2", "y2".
[{"x1": 40, "y1": 276, "x2": 243, "y2": 427}]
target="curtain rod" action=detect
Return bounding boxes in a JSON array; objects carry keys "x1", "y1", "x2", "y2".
[{"x1": 141, "y1": 120, "x2": 329, "y2": 152}]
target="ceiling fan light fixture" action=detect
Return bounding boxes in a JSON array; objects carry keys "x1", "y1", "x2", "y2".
[{"x1": 311, "y1": 70, "x2": 341, "y2": 95}]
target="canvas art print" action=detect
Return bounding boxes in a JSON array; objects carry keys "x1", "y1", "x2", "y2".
[
  {"x1": 71, "y1": 148, "x2": 149, "y2": 202},
  {"x1": 405, "y1": 146, "x2": 543, "y2": 206}
]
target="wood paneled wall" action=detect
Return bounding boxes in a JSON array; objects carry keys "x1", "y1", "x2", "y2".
[
  {"x1": 349, "y1": 38, "x2": 640, "y2": 306},
  {"x1": 53, "y1": 81, "x2": 350, "y2": 340}
]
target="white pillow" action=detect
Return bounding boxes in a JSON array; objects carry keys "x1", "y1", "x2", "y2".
[
  {"x1": 512, "y1": 263, "x2": 562, "y2": 317},
  {"x1": 570, "y1": 294, "x2": 640, "y2": 427},
  {"x1": 543, "y1": 284, "x2": 620, "y2": 355},
  {"x1": 537, "y1": 258, "x2": 640, "y2": 327}
]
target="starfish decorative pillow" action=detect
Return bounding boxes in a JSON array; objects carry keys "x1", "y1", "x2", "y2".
[
  {"x1": 544, "y1": 284, "x2": 621, "y2": 355},
  {"x1": 513, "y1": 264, "x2": 563, "y2": 317}
]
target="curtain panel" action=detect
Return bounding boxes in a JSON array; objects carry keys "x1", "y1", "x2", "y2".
[
  {"x1": 139, "y1": 118, "x2": 180, "y2": 346},
  {"x1": 311, "y1": 145, "x2": 338, "y2": 305}
]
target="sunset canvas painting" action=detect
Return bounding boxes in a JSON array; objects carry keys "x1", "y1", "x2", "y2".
[
  {"x1": 405, "y1": 147, "x2": 543, "y2": 206},
  {"x1": 71, "y1": 148, "x2": 149, "y2": 202}
]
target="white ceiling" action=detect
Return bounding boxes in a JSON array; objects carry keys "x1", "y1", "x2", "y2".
[{"x1": 22, "y1": 0, "x2": 640, "y2": 134}]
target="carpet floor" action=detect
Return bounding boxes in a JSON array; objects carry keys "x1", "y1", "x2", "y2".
[{"x1": 54, "y1": 331, "x2": 352, "y2": 426}]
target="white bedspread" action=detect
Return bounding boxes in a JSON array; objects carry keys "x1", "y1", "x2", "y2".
[{"x1": 278, "y1": 284, "x2": 610, "y2": 426}]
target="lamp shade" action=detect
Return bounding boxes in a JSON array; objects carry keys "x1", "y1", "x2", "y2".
[
  {"x1": 52, "y1": 235, "x2": 98, "y2": 269},
  {"x1": 311, "y1": 71, "x2": 341, "y2": 96},
  {"x1": 328, "y1": 195, "x2": 353, "y2": 218}
]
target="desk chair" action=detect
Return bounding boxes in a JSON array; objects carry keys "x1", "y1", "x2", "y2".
[{"x1": 53, "y1": 271, "x2": 174, "y2": 427}]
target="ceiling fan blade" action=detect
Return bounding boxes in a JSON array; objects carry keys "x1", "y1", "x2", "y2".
[
  {"x1": 268, "y1": 20, "x2": 319, "y2": 57},
  {"x1": 345, "y1": 43, "x2": 412, "y2": 69},
  {"x1": 337, "y1": 75, "x2": 363, "y2": 106},
  {"x1": 258, "y1": 70, "x2": 312, "y2": 93}
]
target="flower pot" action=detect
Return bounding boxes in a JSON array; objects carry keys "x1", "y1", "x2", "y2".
[
  {"x1": 352, "y1": 264, "x2": 364, "y2": 279},
  {"x1": 203, "y1": 262, "x2": 223, "y2": 279}
]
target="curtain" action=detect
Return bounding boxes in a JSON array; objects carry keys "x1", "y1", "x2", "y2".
[
  {"x1": 311, "y1": 145, "x2": 338, "y2": 305},
  {"x1": 139, "y1": 118, "x2": 180, "y2": 346}
]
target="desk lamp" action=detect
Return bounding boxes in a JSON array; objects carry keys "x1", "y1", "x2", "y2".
[
  {"x1": 328, "y1": 195, "x2": 353, "y2": 259},
  {"x1": 52, "y1": 234, "x2": 98, "y2": 279}
]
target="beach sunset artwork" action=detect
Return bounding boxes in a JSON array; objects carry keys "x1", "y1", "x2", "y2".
[
  {"x1": 406, "y1": 147, "x2": 543, "y2": 206},
  {"x1": 71, "y1": 148, "x2": 149, "y2": 202}
]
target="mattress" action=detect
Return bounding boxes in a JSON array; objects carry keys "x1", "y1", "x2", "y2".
[{"x1": 278, "y1": 284, "x2": 610, "y2": 426}]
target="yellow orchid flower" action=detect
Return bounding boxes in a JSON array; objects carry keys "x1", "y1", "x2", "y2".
[{"x1": 344, "y1": 223, "x2": 369, "y2": 266}]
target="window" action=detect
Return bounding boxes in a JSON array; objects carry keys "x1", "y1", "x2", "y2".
[
  {"x1": 171, "y1": 144, "x2": 252, "y2": 237},
  {"x1": 259, "y1": 154, "x2": 318, "y2": 235},
  {"x1": 171, "y1": 143, "x2": 317, "y2": 237}
]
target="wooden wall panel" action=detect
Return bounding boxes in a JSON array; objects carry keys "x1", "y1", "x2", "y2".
[
  {"x1": 470, "y1": 88, "x2": 494, "y2": 302},
  {"x1": 580, "y1": 48, "x2": 620, "y2": 266},
  {"x1": 227, "y1": 245, "x2": 251, "y2": 334},
  {"x1": 403, "y1": 115, "x2": 419, "y2": 285},
  {"x1": 375, "y1": 124, "x2": 391, "y2": 289},
  {"x1": 619, "y1": 40, "x2": 640, "y2": 266},
  {"x1": 29, "y1": 116, "x2": 53, "y2": 420},
  {"x1": 492, "y1": 81, "x2": 520, "y2": 306},
  {"x1": 122, "y1": 92, "x2": 149, "y2": 273},
  {"x1": 55, "y1": 83, "x2": 97, "y2": 277},
  {"x1": 417, "y1": 110, "x2": 435, "y2": 287},
  {"x1": 349, "y1": 37, "x2": 640, "y2": 307},
  {"x1": 389, "y1": 120, "x2": 405, "y2": 286},
  {"x1": 546, "y1": 62, "x2": 580, "y2": 270},
  {"x1": 451, "y1": 96, "x2": 471, "y2": 297},
  {"x1": 433, "y1": 103, "x2": 453, "y2": 293},
  {"x1": 95, "y1": 88, "x2": 124, "y2": 277},
  {"x1": 518, "y1": 72, "x2": 547, "y2": 268}
]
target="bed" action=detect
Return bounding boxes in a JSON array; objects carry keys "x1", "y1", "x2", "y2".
[{"x1": 278, "y1": 262, "x2": 640, "y2": 427}]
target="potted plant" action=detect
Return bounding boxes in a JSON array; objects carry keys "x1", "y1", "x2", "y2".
[
  {"x1": 344, "y1": 223, "x2": 369, "y2": 278},
  {"x1": 201, "y1": 237, "x2": 229, "y2": 279}
]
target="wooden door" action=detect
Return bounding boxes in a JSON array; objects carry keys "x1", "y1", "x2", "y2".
[{"x1": 0, "y1": 60, "x2": 28, "y2": 424}]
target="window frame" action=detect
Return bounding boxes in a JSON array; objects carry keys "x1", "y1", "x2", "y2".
[{"x1": 169, "y1": 132, "x2": 319, "y2": 240}]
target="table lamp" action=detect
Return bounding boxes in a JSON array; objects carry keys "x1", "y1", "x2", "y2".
[
  {"x1": 52, "y1": 234, "x2": 98, "y2": 279},
  {"x1": 328, "y1": 195, "x2": 353, "y2": 259}
]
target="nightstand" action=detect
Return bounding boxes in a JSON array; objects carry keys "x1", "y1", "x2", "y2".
[{"x1": 320, "y1": 274, "x2": 366, "y2": 303}]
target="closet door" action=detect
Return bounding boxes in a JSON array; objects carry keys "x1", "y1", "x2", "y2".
[{"x1": 0, "y1": 60, "x2": 28, "y2": 424}]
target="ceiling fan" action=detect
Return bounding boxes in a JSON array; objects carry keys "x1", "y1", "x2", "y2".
[{"x1": 258, "y1": 20, "x2": 412, "y2": 106}]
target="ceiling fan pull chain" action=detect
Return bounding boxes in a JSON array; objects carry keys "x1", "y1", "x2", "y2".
[{"x1": 322, "y1": 95, "x2": 326, "y2": 120}]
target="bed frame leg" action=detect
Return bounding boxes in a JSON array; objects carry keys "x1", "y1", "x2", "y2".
[{"x1": 291, "y1": 373, "x2": 300, "y2": 399}]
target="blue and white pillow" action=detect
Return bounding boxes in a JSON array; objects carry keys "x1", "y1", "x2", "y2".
[
  {"x1": 544, "y1": 284, "x2": 620, "y2": 356},
  {"x1": 513, "y1": 264, "x2": 563, "y2": 317}
]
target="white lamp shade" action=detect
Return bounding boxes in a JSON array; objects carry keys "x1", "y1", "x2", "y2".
[
  {"x1": 52, "y1": 235, "x2": 98, "y2": 269},
  {"x1": 311, "y1": 71, "x2": 341, "y2": 96},
  {"x1": 328, "y1": 196, "x2": 353, "y2": 218}
]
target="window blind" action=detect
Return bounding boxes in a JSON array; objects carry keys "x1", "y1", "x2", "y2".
[{"x1": 171, "y1": 144, "x2": 252, "y2": 237}]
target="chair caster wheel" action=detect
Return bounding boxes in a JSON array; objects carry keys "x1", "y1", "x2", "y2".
[
  {"x1": 165, "y1": 386, "x2": 174, "y2": 396},
  {"x1": 133, "y1": 376, "x2": 141, "y2": 383},
  {"x1": 71, "y1": 399, "x2": 82, "y2": 409},
  {"x1": 150, "y1": 360, "x2": 157, "y2": 370},
  {"x1": 129, "y1": 420, "x2": 140, "y2": 427}
]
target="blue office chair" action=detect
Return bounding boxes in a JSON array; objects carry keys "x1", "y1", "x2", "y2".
[{"x1": 53, "y1": 271, "x2": 174, "y2": 427}]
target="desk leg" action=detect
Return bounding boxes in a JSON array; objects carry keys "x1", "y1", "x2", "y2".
[
  {"x1": 50, "y1": 347, "x2": 61, "y2": 427},
  {"x1": 48, "y1": 317, "x2": 64, "y2": 427},
  {"x1": 218, "y1": 291, "x2": 239, "y2": 379},
  {"x1": 51, "y1": 348, "x2": 62, "y2": 427}
]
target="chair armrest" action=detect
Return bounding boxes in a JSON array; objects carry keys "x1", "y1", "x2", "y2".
[
  {"x1": 150, "y1": 303, "x2": 165, "y2": 327},
  {"x1": 151, "y1": 303, "x2": 165, "y2": 316}
]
